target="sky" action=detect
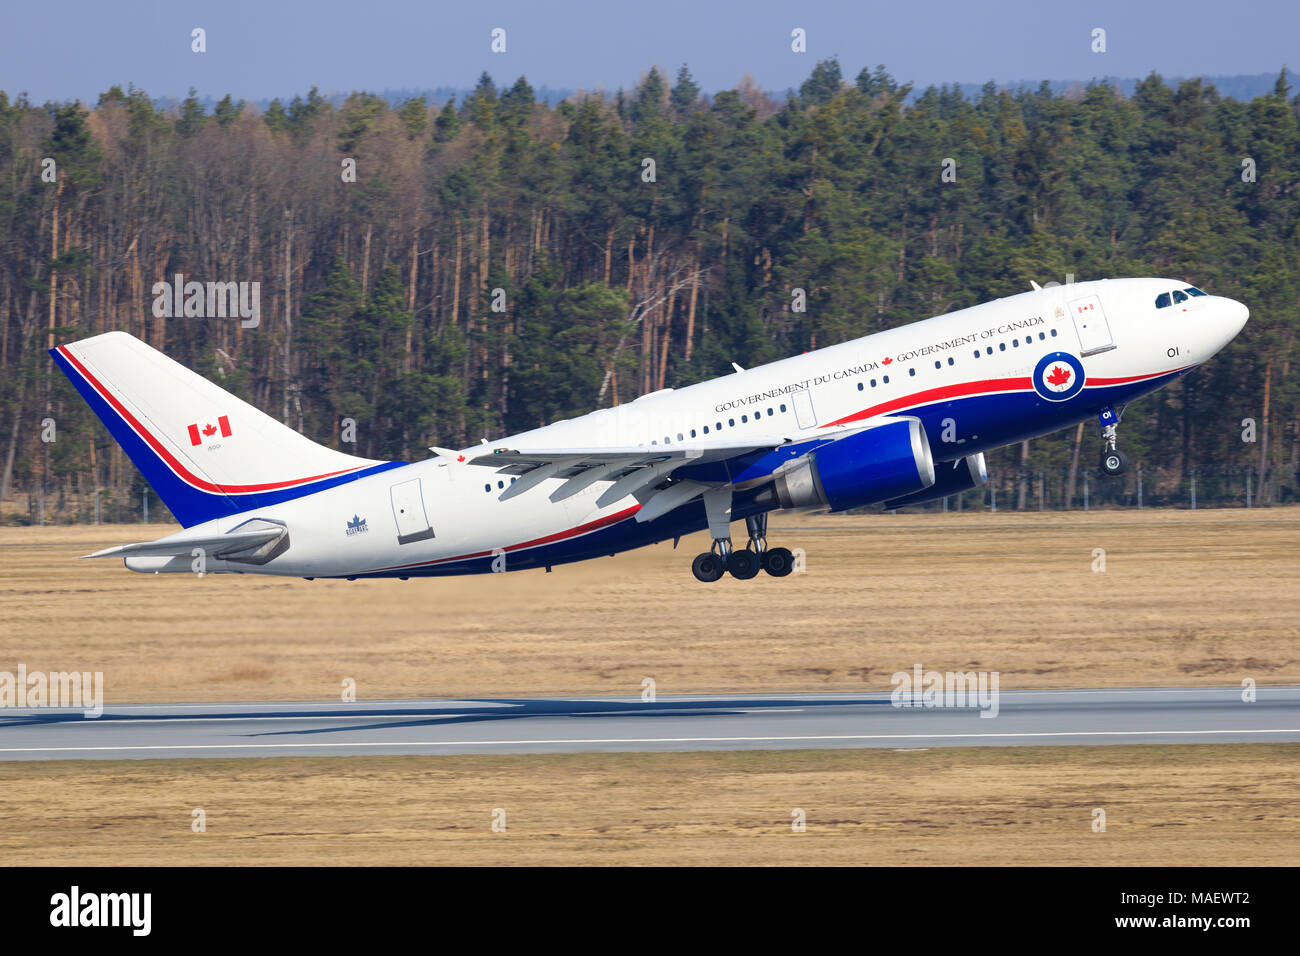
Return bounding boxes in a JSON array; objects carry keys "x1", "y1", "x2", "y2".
[{"x1": 1, "y1": 0, "x2": 1295, "y2": 104}]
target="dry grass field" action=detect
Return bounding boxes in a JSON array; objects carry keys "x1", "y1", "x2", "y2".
[
  {"x1": 1, "y1": 507, "x2": 1298, "y2": 702},
  {"x1": 1, "y1": 745, "x2": 1296, "y2": 865},
  {"x1": 3, "y1": 508, "x2": 1298, "y2": 866}
]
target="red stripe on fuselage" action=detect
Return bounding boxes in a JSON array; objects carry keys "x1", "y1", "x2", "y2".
[
  {"x1": 1087, "y1": 365, "x2": 1193, "y2": 385},
  {"x1": 57, "y1": 345, "x2": 366, "y2": 495},
  {"x1": 822, "y1": 365, "x2": 1191, "y2": 428},
  {"x1": 823, "y1": 376, "x2": 1032, "y2": 427},
  {"x1": 367, "y1": 504, "x2": 643, "y2": 573}
]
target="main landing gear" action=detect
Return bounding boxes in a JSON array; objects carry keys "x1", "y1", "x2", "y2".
[
  {"x1": 691, "y1": 510, "x2": 794, "y2": 582},
  {"x1": 1098, "y1": 405, "x2": 1128, "y2": 477}
]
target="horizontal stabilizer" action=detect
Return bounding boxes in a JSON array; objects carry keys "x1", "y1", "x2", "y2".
[{"x1": 84, "y1": 525, "x2": 284, "y2": 560}]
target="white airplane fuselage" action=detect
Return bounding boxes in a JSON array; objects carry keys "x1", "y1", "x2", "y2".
[{"x1": 57, "y1": 277, "x2": 1249, "y2": 578}]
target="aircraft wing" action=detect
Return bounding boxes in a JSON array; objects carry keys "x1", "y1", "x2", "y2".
[
  {"x1": 459, "y1": 437, "x2": 793, "y2": 510},
  {"x1": 464, "y1": 437, "x2": 789, "y2": 470},
  {"x1": 451, "y1": 417, "x2": 909, "y2": 521}
]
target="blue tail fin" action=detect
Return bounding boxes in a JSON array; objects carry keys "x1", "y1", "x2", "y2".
[{"x1": 52, "y1": 332, "x2": 400, "y2": 527}]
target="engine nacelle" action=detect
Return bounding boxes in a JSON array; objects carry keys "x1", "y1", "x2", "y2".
[
  {"x1": 884, "y1": 453, "x2": 987, "y2": 509},
  {"x1": 773, "y1": 418, "x2": 935, "y2": 512}
]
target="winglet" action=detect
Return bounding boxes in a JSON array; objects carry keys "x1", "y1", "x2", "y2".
[
  {"x1": 430, "y1": 446, "x2": 470, "y2": 464},
  {"x1": 1029, "y1": 280, "x2": 1042, "y2": 291}
]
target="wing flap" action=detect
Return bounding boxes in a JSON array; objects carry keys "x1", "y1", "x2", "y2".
[{"x1": 466, "y1": 437, "x2": 789, "y2": 471}]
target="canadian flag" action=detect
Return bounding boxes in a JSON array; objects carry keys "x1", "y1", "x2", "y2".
[{"x1": 188, "y1": 415, "x2": 232, "y2": 446}]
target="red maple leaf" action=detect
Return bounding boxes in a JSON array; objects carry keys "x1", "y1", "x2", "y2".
[
  {"x1": 202, "y1": 423, "x2": 217, "y2": 437},
  {"x1": 881, "y1": 356, "x2": 893, "y2": 365},
  {"x1": 457, "y1": 455, "x2": 466, "y2": 462},
  {"x1": 1045, "y1": 365, "x2": 1072, "y2": 387}
]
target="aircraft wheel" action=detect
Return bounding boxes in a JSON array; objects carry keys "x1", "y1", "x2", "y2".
[
  {"x1": 727, "y1": 549, "x2": 761, "y2": 580},
  {"x1": 692, "y1": 552, "x2": 726, "y2": 582},
  {"x1": 762, "y1": 547, "x2": 795, "y2": 577},
  {"x1": 1099, "y1": 447, "x2": 1128, "y2": 477}
]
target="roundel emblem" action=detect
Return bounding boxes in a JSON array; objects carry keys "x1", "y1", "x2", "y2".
[{"x1": 1033, "y1": 352, "x2": 1085, "y2": 402}]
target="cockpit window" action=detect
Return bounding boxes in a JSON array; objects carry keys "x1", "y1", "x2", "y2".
[
  {"x1": 1172, "y1": 289, "x2": 1189, "y2": 304},
  {"x1": 1155, "y1": 292, "x2": 1171, "y2": 309},
  {"x1": 1184, "y1": 286, "x2": 1207, "y2": 297}
]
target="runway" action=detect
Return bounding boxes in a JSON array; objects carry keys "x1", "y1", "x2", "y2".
[{"x1": 2, "y1": 685, "x2": 1299, "y2": 761}]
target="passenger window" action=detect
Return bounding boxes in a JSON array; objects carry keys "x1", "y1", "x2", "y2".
[
  {"x1": 870, "y1": 378, "x2": 876, "y2": 387},
  {"x1": 883, "y1": 375, "x2": 890, "y2": 384},
  {"x1": 947, "y1": 357, "x2": 955, "y2": 365},
  {"x1": 1155, "y1": 293, "x2": 1171, "y2": 309},
  {"x1": 703, "y1": 425, "x2": 709, "y2": 434},
  {"x1": 857, "y1": 382, "x2": 864, "y2": 391},
  {"x1": 780, "y1": 404, "x2": 787, "y2": 413},
  {"x1": 1172, "y1": 290, "x2": 1188, "y2": 304}
]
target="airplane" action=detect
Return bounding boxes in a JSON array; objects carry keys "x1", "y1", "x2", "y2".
[{"x1": 51, "y1": 277, "x2": 1248, "y2": 582}]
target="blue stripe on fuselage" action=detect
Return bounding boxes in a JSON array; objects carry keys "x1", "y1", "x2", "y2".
[{"x1": 348, "y1": 369, "x2": 1191, "y2": 577}]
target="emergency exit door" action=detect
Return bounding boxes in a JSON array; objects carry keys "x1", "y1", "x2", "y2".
[
  {"x1": 1068, "y1": 294, "x2": 1115, "y2": 356},
  {"x1": 792, "y1": 388, "x2": 818, "y2": 429},
  {"x1": 390, "y1": 478, "x2": 434, "y2": 544}
]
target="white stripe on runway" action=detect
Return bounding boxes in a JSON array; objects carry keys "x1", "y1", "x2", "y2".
[
  {"x1": 8, "y1": 707, "x2": 807, "y2": 725},
  {"x1": 3, "y1": 726, "x2": 1299, "y2": 754}
]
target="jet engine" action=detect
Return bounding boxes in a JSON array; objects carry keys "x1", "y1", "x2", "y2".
[
  {"x1": 773, "y1": 418, "x2": 935, "y2": 512},
  {"x1": 883, "y1": 453, "x2": 987, "y2": 509}
]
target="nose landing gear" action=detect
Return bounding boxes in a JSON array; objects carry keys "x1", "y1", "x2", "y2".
[{"x1": 1098, "y1": 406, "x2": 1128, "y2": 477}]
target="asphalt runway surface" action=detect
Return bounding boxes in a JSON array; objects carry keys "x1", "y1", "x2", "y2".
[{"x1": 2, "y1": 685, "x2": 1298, "y2": 761}]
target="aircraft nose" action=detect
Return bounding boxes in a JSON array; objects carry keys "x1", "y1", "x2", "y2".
[{"x1": 1224, "y1": 297, "x2": 1249, "y2": 336}]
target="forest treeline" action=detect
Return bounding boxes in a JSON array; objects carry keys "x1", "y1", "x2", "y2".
[{"x1": 1, "y1": 60, "x2": 1298, "y2": 522}]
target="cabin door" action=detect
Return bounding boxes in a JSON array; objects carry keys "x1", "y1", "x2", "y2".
[
  {"x1": 791, "y1": 388, "x2": 818, "y2": 429},
  {"x1": 390, "y1": 478, "x2": 434, "y2": 544},
  {"x1": 1068, "y1": 293, "x2": 1115, "y2": 356}
]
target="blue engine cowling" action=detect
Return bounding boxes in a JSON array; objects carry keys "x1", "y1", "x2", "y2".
[
  {"x1": 884, "y1": 453, "x2": 987, "y2": 509},
  {"x1": 773, "y1": 418, "x2": 935, "y2": 512}
]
